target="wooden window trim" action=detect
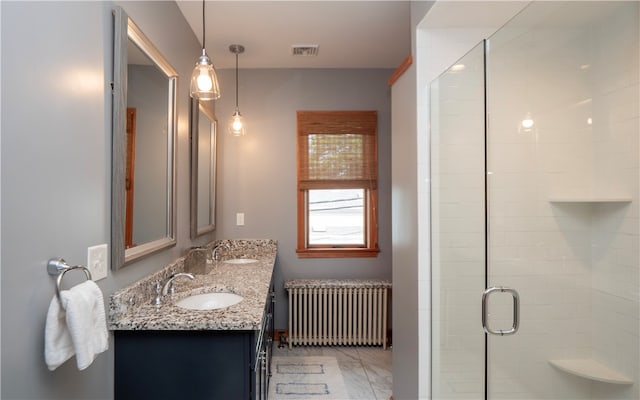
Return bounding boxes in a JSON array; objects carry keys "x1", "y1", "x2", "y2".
[{"x1": 296, "y1": 111, "x2": 380, "y2": 258}]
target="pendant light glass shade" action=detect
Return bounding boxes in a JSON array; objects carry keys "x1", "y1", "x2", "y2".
[
  {"x1": 190, "y1": 49, "x2": 220, "y2": 100},
  {"x1": 229, "y1": 107, "x2": 246, "y2": 136},
  {"x1": 228, "y1": 44, "x2": 246, "y2": 136},
  {"x1": 190, "y1": 0, "x2": 220, "y2": 100}
]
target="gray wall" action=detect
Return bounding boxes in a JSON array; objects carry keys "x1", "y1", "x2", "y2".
[
  {"x1": 1, "y1": 1, "x2": 212, "y2": 398},
  {"x1": 391, "y1": 63, "x2": 420, "y2": 399},
  {"x1": 389, "y1": 3, "x2": 434, "y2": 399},
  {"x1": 213, "y1": 68, "x2": 394, "y2": 329}
]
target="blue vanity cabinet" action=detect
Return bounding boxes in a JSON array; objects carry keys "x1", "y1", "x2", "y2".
[
  {"x1": 115, "y1": 329, "x2": 254, "y2": 399},
  {"x1": 114, "y1": 286, "x2": 275, "y2": 399}
]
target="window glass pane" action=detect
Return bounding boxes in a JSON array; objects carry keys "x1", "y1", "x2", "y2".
[{"x1": 308, "y1": 189, "x2": 365, "y2": 245}]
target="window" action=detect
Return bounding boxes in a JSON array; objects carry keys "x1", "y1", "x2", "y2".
[{"x1": 296, "y1": 111, "x2": 379, "y2": 258}]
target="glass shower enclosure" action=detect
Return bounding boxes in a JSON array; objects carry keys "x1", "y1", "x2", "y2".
[{"x1": 430, "y1": 2, "x2": 639, "y2": 399}]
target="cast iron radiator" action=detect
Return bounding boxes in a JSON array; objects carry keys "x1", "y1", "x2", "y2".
[{"x1": 284, "y1": 279, "x2": 391, "y2": 349}]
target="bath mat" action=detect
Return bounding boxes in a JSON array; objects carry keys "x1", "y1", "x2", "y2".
[{"x1": 269, "y1": 356, "x2": 349, "y2": 399}]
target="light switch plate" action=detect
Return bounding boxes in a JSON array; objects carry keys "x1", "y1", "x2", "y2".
[{"x1": 87, "y1": 244, "x2": 108, "y2": 281}]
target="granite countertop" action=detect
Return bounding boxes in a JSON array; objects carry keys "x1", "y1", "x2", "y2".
[{"x1": 108, "y1": 239, "x2": 277, "y2": 331}]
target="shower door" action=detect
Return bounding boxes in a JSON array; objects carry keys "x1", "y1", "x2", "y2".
[
  {"x1": 485, "y1": 2, "x2": 638, "y2": 399},
  {"x1": 432, "y1": 2, "x2": 639, "y2": 399},
  {"x1": 430, "y1": 41, "x2": 487, "y2": 399}
]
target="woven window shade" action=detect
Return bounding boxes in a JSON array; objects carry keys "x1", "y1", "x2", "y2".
[{"x1": 298, "y1": 111, "x2": 377, "y2": 190}]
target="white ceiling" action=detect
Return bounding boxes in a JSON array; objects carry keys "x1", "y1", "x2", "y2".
[{"x1": 175, "y1": 1, "x2": 412, "y2": 69}]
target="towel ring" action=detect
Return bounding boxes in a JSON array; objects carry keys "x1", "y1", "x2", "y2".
[{"x1": 47, "y1": 258, "x2": 92, "y2": 302}]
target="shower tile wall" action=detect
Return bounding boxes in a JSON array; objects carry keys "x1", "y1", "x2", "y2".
[
  {"x1": 589, "y1": 6, "x2": 639, "y2": 399},
  {"x1": 486, "y1": 3, "x2": 639, "y2": 399},
  {"x1": 432, "y1": 3, "x2": 639, "y2": 400}
]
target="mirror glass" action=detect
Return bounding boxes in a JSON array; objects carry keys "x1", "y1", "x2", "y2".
[
  {"x1": 112, "y1": 8, "x2": 177, "y2": 269},
  {"x1": 190, "y1": 100, "x2": 217, "y2": 237}
]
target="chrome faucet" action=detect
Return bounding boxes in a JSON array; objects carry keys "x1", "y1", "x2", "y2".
[
  {"x1": 152, "y1": 273, "x2": 195, "y2": 305},
  {"x1": 212, "y1": 243, "x2": 229, "y2": 261},
  {"x1": 162, "y1": 272, "x2": 195, "y2": 295}
]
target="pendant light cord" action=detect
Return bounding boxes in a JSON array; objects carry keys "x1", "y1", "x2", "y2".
[
  {"x1": 201, "y1": 0, "x2": 206, "y2": 49},
  {"x1": 235, "y1": 52, "x2": 239, "y2": 108}
]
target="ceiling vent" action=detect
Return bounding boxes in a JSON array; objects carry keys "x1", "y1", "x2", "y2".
[{"x1": 291, "y1": 45, "x2": 319, "y2": 57}]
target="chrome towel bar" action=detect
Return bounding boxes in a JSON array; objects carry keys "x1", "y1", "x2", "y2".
[{"x1": 47, "y1": 258, "x2": 92, "y2": 302}]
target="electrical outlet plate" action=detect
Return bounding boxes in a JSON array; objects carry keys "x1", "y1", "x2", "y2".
[
  {"x1": 236, "y1": 213, "x2": 245, "y2": 226},
  {"x1": 87, "y1": 244, "x2": 108, "y2": 281}
]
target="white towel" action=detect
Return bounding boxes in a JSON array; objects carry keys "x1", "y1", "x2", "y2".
[{"x1": 44, "y1": 280, "x2": 109, "y2": 371}]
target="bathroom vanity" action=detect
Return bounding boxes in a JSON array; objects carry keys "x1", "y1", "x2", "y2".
[{"x1": 109, "y1": 240, "x2": 276, "y2": 400}]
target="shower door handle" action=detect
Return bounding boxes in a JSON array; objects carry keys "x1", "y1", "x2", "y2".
[{"x1": 482, "y1": 286, "x2": 520, "y2": 336}]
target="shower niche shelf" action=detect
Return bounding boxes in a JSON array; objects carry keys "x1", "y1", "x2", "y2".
[
  {"x1": 548, "y1": 197, "x2": 632, "y2": 203},
  {"x1": 549, "y1": 359, "x2": 633, "y2": 385}
]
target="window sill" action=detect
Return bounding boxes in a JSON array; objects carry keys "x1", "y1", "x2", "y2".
[{"x1": 296, "y1": 247, "x2": 380, "y2": 258}]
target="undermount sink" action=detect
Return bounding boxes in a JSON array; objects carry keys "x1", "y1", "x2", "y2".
[
  {"x1": 175, "y1": 292, "x2": 244, "y2": 311},
  {"x1": 223, "y1": 258, "x2": 258, "y2": 264}
]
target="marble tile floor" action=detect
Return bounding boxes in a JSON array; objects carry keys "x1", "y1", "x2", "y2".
[{"x1": 272, "y1": 343, "x2": 392, "y2": 400}]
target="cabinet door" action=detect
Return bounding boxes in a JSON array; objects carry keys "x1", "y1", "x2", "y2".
[{"x1": 115, "y1": 330, "x2": 251, "y2": 400}]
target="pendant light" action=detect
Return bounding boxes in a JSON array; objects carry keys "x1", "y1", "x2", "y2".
[
  {"x1": 228, "y1": 44, "x2": 246, "y2": 136},
  {"x1": 190, "y1": 0, "x2": 220, "y2": 100}
]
